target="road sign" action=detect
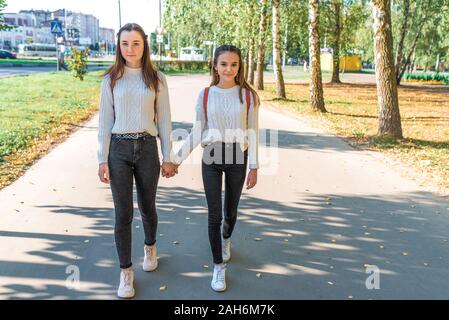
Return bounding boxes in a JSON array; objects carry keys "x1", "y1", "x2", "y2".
[
  {"x1": 50, "y1": 20, "x2": 63, "y2": 35},
  {"x1": 157, "y1": 34, "x2": 163, "y2": 43}
]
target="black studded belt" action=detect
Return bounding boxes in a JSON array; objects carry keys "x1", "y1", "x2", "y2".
[{"x1": 112, "y1": 132, "x2": 152, "y2": 139}]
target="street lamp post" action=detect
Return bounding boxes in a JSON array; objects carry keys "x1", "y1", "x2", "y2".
[{"x1": 118, "y1": 0, "x2": 122, "y2": 28}]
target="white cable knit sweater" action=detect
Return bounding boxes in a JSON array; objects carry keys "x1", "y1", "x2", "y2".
[
  {"x1": 97, "y1": 66, "x2": 173, "y2": 164},
  {"x1": 175, "y1": 85, "x2": 259, "y2": 169}
]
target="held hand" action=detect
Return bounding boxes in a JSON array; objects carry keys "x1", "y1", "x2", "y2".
[
  {"x1": 246, "y1": 168, "x2": 257, "y2": 189},
  {"x1": 98, "y1": 163, "x2": 110, "y2": 184},
  {"x1": 161, "y1": 162, "x2": 178, "y2": 178}
]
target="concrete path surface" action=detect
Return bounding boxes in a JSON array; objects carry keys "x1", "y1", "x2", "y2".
[{"x1": 0, "y1": 74, "x2": 448, "y2": 300}]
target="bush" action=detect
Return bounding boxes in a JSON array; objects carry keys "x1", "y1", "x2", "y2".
[
  {"x1": 405, "y1": 72, "x2": 449, "y2": 85},
  {"x1": 153, "y1": 60, "x2": 209, "y2": 72},
  {"x1": 66, "y1": 48, "x2": 90, "y2": 81}
]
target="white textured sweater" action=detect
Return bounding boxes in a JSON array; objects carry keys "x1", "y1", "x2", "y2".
[
  {"x1": 175, "y1": 85, "x2": 259, "y2": 169},
  {"x1": 97, "y1": 66, "x2": 172, "y2": 164}
]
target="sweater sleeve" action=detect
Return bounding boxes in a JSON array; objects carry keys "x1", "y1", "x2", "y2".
[
  {"x1": 173, "y1": 89, "x2": 206, "y2": 165},
  {"x1": 247, "y1": 92, "x2": 259, "y2": 169},
  {"x1": 97, "y1": 76, "x2": 115, "y2": 164},
  {"x1": 155, "y1": 72, "x2": 173, "y2": 162}
]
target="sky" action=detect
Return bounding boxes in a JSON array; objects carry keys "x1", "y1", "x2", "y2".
[{"x1": 5, "y1": 0, "x2": 163, "y2": 34}]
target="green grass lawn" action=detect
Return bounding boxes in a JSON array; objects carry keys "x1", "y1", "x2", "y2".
[
  {"x1": 0, "y1": 70, "x2": 103, "y2": 188},
  {"x1": 260, "y1": 82, "x2": 449, "y2": 193}
]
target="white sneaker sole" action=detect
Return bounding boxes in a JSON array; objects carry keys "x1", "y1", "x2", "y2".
[
  {"x1": 142, "y1": 260, "x2": 158, "y2": 272},
  {"x1": 211, "y1": 283, "x2": 227, "y2": 292},
  {"x1": 117, "y1": 288, "x2": 135, "y2": 299}
]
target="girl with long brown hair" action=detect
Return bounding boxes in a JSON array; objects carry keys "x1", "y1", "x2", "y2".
[
  {"x1": 97, "y1": 23, "x2": 177, "y2": 298},
  {"x1": 174, "y1": 45, "x2": 260, "y2": 292}
]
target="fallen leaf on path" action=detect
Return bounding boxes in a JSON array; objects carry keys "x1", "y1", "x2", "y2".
[
  {"x1": 256, "y1": 273, "x2": 262, "y2": 278},
  {"x1": 159, "y1": 286, "x2": 167, "y2": 291},
  {"x1": 173, "y1": 241, "x2": 180, "y2": 245},
  {"x1": 254, "y1": 237, "x2": 262, "y2": 241}
]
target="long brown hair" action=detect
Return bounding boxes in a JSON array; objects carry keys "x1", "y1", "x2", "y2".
[
  {"x1": 210, "y1": 45, "x2": 260, "y2": 107},
  {"x1": 103, "y1": 23, "x2": 159, "y2": 95}
]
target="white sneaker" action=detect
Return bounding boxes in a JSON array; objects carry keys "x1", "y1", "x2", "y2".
[
  {"x1": 143, "y1": 244, "x2": 158, "y2": 272},
  {"x1": 211, "y1": 264, "x2": 227, "y2": 292},
  {"x1": 222, "y1": 237, "x2": 231, "y2": 263},
  {"x1": 117, "y1": 267, "x2": 135, "y2": 299}
]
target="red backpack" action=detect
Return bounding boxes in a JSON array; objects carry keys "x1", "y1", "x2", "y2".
[{"x1": 203, "y1": 87, "x2": 251, "y2": 124}]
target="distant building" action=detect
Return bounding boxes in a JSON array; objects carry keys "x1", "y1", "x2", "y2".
[
  {"x1": 0, "y1": 9, "x2": 103, "y2": 51},
  {"x1": 66, "y1": 12, "x2": 99, "y2": 46},
  {"x1": 99, "y1": 27, "x2": 115, "y2": 53}
]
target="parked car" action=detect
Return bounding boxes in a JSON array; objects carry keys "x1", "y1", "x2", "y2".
[
  {"x1": 0, "y1": 49, "x2": 17, "y2": 59},
  {"x1": 287, "y1": 57, "x2": 299, "y2": 65}
]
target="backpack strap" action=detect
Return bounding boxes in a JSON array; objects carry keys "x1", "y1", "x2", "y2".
[
  {"x1": 245, "y1": 88, "x2": 251, "y2": 116},
  {"x1": 203, "y1": 87, "x2": 210, "y2": 123}
]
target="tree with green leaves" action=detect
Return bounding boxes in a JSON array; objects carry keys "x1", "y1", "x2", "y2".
[
  {"x1": 246, "y1": 0, "x2": 259, "y2": 84},
  {"x1": 1, "y1": 0, "x2": 13, "y2": 31},
  {"x1": 393, "y1": 0, "x2": 448, "y2": 84},
  {"x1": 272, "y1": 0, "x2": 286, "y2": 98},
  {"x1": 255, "y1": 0, "x2": 270, "y2": 90},
  {"x1": 308, "y1": 0, "x2": 326, "y2": 112},
  {"x1": 373, "y1": 0, "x2": 403, "y2": 138},
  {"x1": 330, "y1": 0, "x2": 342, "y2": 83}
]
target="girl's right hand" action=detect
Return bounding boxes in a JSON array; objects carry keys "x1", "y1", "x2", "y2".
[{"x1": 98, "y1": 163, "x2": 110, "y2": 184}]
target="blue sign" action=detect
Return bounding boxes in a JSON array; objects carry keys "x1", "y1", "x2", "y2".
[{"x1": 50, "y1": 20, "x2": 63, "y2": 35}]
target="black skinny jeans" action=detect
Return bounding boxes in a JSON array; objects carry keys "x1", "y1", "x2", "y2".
[
  {"x1": 108, "y1": 134, "x2": 160, "y2": 269},
  {"x1": 202, "y1": 142, "x2": 248, "y2": 264}
]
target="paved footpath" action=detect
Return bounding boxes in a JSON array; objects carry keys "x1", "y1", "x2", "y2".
[{"x1": 0, "y1": 74, "x2": 448, "y2": 299}]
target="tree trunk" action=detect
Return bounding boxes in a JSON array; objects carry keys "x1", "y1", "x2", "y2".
[
  {"x1": 272, "y1": 0, "x2": 286, "y2": 98},
  {"x1": 283, "y1": 21, "x2": 288, "y2": 68},
  {"x1": 398, "y1": 21, "x2": 425, "y2": 84},
  {"x1": 394, "y1": 0, "x2": 410, "y2": 83},
  {"x1": 397, "y1": 0, "x2": 431, "y2": 84},
  {"x1": 435, "y1": 53, "x2": 440, "y2": 73},
  {"x1": 248, "y1": 38, "x2": 255, "y2": 84},
  {"x1": 331, "y1": 0, "x2": 341, "y2": 83},
  {"x1": 372, "y1": 0, "x2": 403, "y2": 139},
  {"x1": 255, "y1": 0, "x2": 269, "y2": 90},
  {"x1": 308, "y1": 0, "x2": 326, "y2": 112},
  {"x1": 244, "y1": 51, "x2": 249, "y2": 80}
]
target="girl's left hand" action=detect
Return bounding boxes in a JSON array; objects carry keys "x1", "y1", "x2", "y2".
[{"x1": 246, "y1": 169, "x2": 258, "y2": 189}]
